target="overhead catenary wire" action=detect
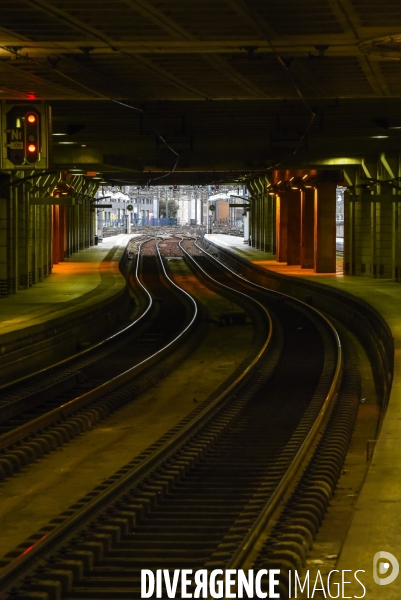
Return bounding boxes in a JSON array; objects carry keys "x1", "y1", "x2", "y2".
[{"x1": 0, "y1": 46, "x2": 180, "y2": 181}]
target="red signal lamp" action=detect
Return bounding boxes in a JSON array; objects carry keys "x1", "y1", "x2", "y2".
[{"x1": 24, "y1": 109, "x2": 40, "y2": 163}]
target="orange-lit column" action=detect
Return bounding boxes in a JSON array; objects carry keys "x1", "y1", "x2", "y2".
[
  {"x1": 59, "y1": 206, "x2": 66, "y2": 261},
  {"x1": 52, "y1": 205, "x2": 67, "y2": 264},
  {"x1": 276, "y1": 192, "x2": 288, "y2": 262},
  {"x1": 52, "y1": 205, "x2": 60, "y2": 264},
  {"x1": 315, "y1": 181, "x2": 336, "y2": 273},
  {"x1": 301, "y1": 188, "x2": 315, "y2": 268},
  {"x1": 287, "y1": 189, "x2": 301, "y2": 265}
]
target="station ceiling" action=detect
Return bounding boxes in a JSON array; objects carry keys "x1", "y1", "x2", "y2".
[{"x1": 2, "y1": 1, "x2": 401, "y2": 184}]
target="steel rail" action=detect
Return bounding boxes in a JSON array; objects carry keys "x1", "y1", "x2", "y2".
[
  {"x1": 192, "y1": 237, "x2": 343, "y2": 569},
  {"x1": 0, "y1": 237, "x2": 154, "y2": 396},
  {"x1": 0, "y1": 243, "x2": 273, "y2": 593},
  {"x1": 0, "y1": 239, "x2": 197, "y2": 450}
]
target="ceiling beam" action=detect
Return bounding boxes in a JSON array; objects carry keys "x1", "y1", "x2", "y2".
[
  {"x1": 358, "y1": 55, "x2": 391, "y2": 97},
  {"x1": 223, "y1": 0, "x2": 277, "y2": 39},
  {"x1": 0, "y1": 57, "x2": 91, "y2": 99},
  {"x1": 122, "y1": 0, "x2": 193, "y2": 39},
  {"x1": 225, "y1": 1, "x2": 331, "y2": 99},
  {"x1": 128, "y1": 54, "x2": 208, "y2": 99},
  {"x1": 24, "y1": 0, "x2": 111, "y2": 43},
  {"x1": 0, "y1": 25, "x2": 147, "y2": 101},
  {"x1": 0, "y1": 39, "x2": 363, "y2": 55},
  {"x1": 327, "y1": 0, "x2": 390, "y2": 96},
  {"x1": 325, "y1": 0, "x2": 361, "y2": 36},
  {"x1": 123, "y1": 0, "x2": 270, "y2": 98},
  {"x1": 0, "y1": 24, "x2": 28, "y2": 42},
  {"x1": 23, "y1": 0, "x2": 207, "y2": 99}
]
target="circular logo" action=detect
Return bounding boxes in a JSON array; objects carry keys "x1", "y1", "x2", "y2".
[{"x1": 373, "y1": 551, "x2": 400, "y2": 586}]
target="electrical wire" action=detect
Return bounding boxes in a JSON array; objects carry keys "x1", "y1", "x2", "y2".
[
  {"x1": 0, "y1": 46, "x2": 180, "y2": 179},
  {"x1": 232, "y1": 4, "x2": 316, "y2": 172}
]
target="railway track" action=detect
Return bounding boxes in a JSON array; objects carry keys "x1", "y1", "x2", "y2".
[
  {"x1": 0, "y1": 236, "x2": 350, "y2": 600},
  {"x1": 0, "y1": 238, "x2": 201, "y2": 480},
  {"x1": 0, "y1": 239, "x2": 135, "y2": 388}
]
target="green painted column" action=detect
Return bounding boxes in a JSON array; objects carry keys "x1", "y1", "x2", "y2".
[
  {"x1": 353, "y1": 195, "x2": 372, "y2": 277},
  {"x1": 373, "y1": 199, "x2": 392, "y2": 278},
  {"x1": 257, "y1": 181, "x2": 264, "y2": 251},
  {"x1": 394, "y1": 201, "x2": 401, "y2": 282},
  {"x1": 18, "y1": 183, "x2": 29, "y2": 288},
  {"x1": 315, "y1": 181, "x2": 336, "y2": 273},
  {"x1": 0, "y1": 175, "x2": 10, "y2": 296},
  {"x1": 247, "y1": 181, "x2": 257, "y2": 247}
]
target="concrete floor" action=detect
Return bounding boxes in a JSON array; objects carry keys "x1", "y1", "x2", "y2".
[{"x1": 0, "y1": 235, "x2": 131, "y2": 337}]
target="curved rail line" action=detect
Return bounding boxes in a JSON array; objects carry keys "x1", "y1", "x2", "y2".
[
  {"x1": 0, "y1": 239, "x2": 200, "y2": 476},
  {"x1": 182, "y1": 236, "x2": 343, "y2": 559},
  {"x1": 0, "y1": 237, "x2": 341, "y2": 600},
  {"x1": 0, "y1": 236, "x2": 153, "y2": 394},
  {"x1": 189, "y1": 236, "x2": 361, "y2": 594},
  {"x1": 0, "y1": 237, "x2": 154, "y2": 410}
]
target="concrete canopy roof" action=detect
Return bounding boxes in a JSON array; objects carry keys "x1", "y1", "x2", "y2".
[{"x1": 2, "y1": 0, "x2": 401, "y2": 184}]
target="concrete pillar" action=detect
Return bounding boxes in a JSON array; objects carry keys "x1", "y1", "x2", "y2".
[
  {"x1": 52, "y1": 205, "x2": 60, "y2": 264},
  {"x1": 0, "y1": 172, "x2": 97, "y2": 296},
  {"x1": 374, "y1": 200, "x2": 393, "y2": 278},
  {"x1": 248, "y1": 177, "x2": 276, "y2": 254},
  {"x1": 287, "y1": 189, "x2": 301, "y2": 266},
  {"x1": 265, "y1": 187, "x2": 276, "y2": 254},
  {"x1": 276, "y1": 193, "x2": 288, "y2": 262},
  {"x1": 247, "y1": 182, "x2": 256, "y2": 247},
  {"x1": 8, "y1": 184, "x2": 18, "y2": 294},
  {"x1": 256, "y1": 197, "x2": 261, "y2": 250},
  {"x1": 260, "y1": 191, "x2": 265, "y2": 251},
  {"x1": 73, "y1": 206, "x2": 78, "y2": 253},
  {"x1": 391, "y1": 156, "x2": 401, "y2": 281},
  {"x1": 18, "y1": 184, "x2": 28, "y2": 288},
  {"x1": 394, "y1": 201, "x2": 401, "y2": 282},
  {"x1": 344, "y1": 193, "x2": 351, "y2": 275},
  {"x1": 344, "y1": 168, "x2": 373, "y2": 277},
  {"x1": 393, "y1": 201, "x2": 399, "y2": 281},
  {"x1": 31, "y1": 205, "x2": 37, "y2": 284},
  {"x1": 315, "y1": 181, "x2": 336, "y2": 273},
  {"x1": 259, "y1": 177, "x2": 267, "y2": 251},
  {"x1": 90, "y1": 201, "x2": 95, "y2": 245},
  {"x1": 272, "y1": 195, "x2": 277, "y2": 255},
  {"x1": 252, "y1": 179, "x2": 263, "y2": 250},
  {"x1": 261, "y1": 193, "x2": 266, "y2": 252},
  {"x1": 66, "y1": 207, "x2": 73, "y2": 257},
  {"x1": 38, "y1": 205, "x2": 43, "y2": 280},
  {"x1": 59, "y1": 206, "x2": 66, "y2": 260},
  {"x1": 301, "y1": 188, "x2": 315, "y2": 268},
  {"x1": 262, "y1": 193, "x2": 268, "y2": 251},
  {"x1": 354, "y1": 195, "x2": 371, "y2": 276},
  {"x1": 0, "y1": 175, "x2": 10, "y2": 296}
]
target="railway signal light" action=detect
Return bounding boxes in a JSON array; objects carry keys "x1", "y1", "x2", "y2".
[
  {"x1": 24, "y1": 110, "x2": 40, "y2": 164},
  {"x1": 1, "y1": 102, "x2": 50, "y2": 170}
]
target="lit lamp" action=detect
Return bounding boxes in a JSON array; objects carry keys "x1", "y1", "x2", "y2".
[{"x1": 51, "y1": 182, "x2": 75, "y2": 198}]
